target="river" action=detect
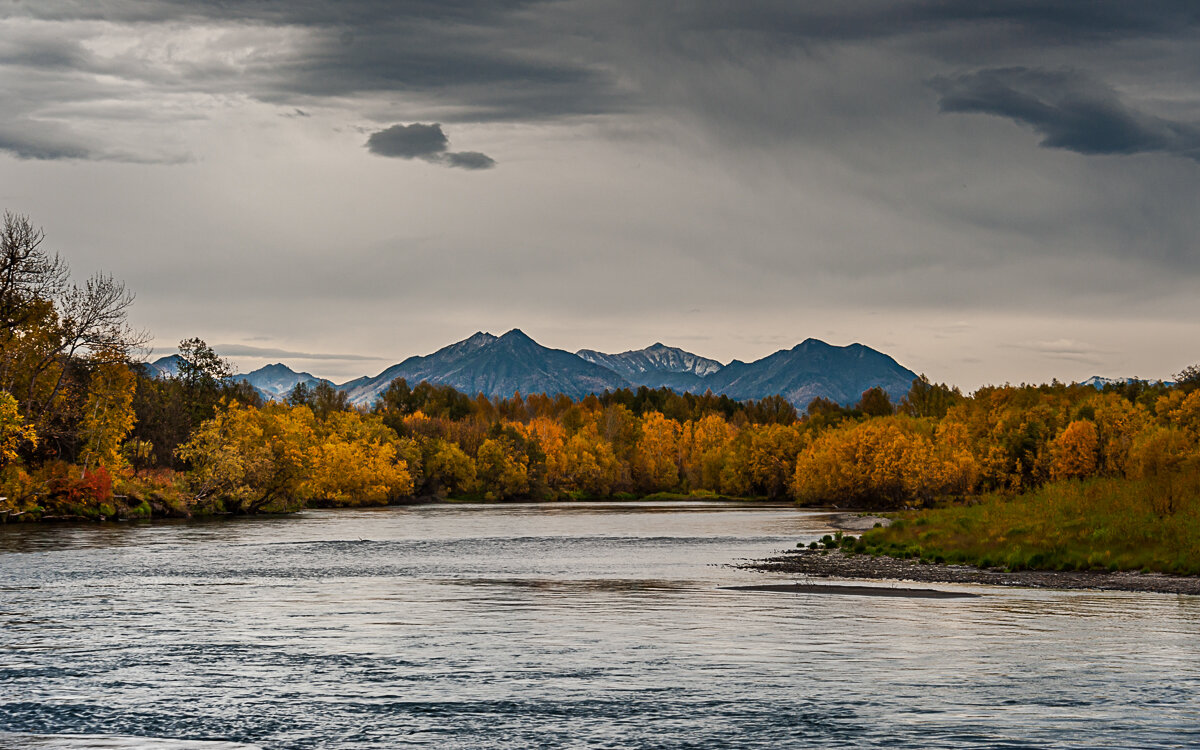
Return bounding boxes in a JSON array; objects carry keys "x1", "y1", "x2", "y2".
[{"x1": 2, "y1": 501, "x2": 1198, "y2": 748}]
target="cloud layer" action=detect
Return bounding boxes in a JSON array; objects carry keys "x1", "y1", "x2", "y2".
[{"x1": 933, "y1": 67, "x2": 1200, "y2": 160}]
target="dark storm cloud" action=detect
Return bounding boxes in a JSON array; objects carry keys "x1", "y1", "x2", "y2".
[
  {"x1": 932, "y1": 68, "x2": 1200, "y2": 160},
  {"x1": 3, "y1": 0, "x2": 624, "y2": 124},
  {"x1": 639, "y1": 1, "x2": 1200, "y2": 43},
  {"x1": 7, "y1": 0, "x2": 541, "y2": 25},
  {"x1": 5, "y1": 1, "x2": 1200, "y2": 137},
  {"x1": 366, "y1": 123, "x2": 448, "y2": 158},
  {"x1": 365, "y1": 123, "x2": 496, "y2": 169}
]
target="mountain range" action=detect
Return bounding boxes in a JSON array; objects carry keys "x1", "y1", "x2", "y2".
[
  {"x1": 1079, "y1": 376, "x2": 1173, "y2": 389},
  {"x1": 577, "y1": 343, "x2": 723, "y2": 391},
  {"x1": 150, "y1": 329, "x2": 921, "y2": 410}
]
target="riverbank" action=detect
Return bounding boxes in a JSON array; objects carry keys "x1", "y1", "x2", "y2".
[{"x1": 741, "y1": 548, "x2": 1200, "y2": 595}]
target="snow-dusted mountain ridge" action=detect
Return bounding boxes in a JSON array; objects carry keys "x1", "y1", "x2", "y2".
[
  {"x1": 577, "y1": 343, "x2": 723, "y2": 390},
  {"x1": 148, "y1": 332, "x2": 923, "y2": 410}
]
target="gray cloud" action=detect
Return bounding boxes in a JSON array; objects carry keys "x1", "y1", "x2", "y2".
[
  {"x1": 668, "y1": 1, "x2": 1200, "y2": 43},
  {"x1": 0, "y1": 125, "x2": 94, "y2": 160},
  {"x1": 366, "y1": 123, "x2": 495, "y2": 168},
  {"x1": 366, "y1": 123, "x2": 448, "y2": 158},
  {"x1": 932, "y1": 67, "x2": 1200, "y2": 160},
  {"x1": 441, "y1": 150, "x2": 496, "y2": 170}
]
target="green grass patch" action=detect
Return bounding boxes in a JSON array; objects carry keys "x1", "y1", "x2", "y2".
[{"x1": 858, "y1": 477, "x2": 1200, "y2": 575}]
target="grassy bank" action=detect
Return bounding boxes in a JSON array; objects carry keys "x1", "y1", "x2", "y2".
[{"x1": 851, "y1": 477, "x2": 1200, "y2": 576}]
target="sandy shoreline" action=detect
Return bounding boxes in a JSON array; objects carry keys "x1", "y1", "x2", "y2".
[{"x1": 740, "y1": 548, "x2": 1200, "y2": 596}]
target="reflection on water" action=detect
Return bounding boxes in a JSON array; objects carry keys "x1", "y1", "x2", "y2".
[{"x1": 2, "y1": 502, "x2": 1198, "y2": 749}]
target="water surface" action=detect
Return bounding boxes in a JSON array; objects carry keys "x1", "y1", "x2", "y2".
[{"x1": 2, "y1": 502, "x2": 1198, "y2": 748}]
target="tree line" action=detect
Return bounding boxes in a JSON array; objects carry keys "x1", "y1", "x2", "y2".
[{"x1": 0, "y1": 212, "x2": 1197, "y2": 522}]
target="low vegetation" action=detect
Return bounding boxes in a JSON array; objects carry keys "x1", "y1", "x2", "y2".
[{"x1": 849, "y1": 477, "x2": 1200, "y2": 575}]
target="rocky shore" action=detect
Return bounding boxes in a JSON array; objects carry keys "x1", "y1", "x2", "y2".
[{"x1": 742, "y1": 548, "x2": 1200, "y2": 596}]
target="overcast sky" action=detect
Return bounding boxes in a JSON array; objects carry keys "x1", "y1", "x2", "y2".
[{"x1": 3, "y1": 1, "x2": 1198, "y2": 388}]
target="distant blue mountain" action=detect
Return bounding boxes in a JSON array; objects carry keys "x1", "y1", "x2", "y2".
[
  {"x1": 696, "y1": 338, "x2": 917, "y2": 407},
  {"x1": 150, "y1": 332, "x2": 921, "y2": 410},
  {"x1": 339, "y1": 329, "x2": 631, "y2": 406},
  {"x1": 145, "y1": 354, "x2": 184, "y2": 379},
  {"x1": 338, "y1": 331, "x2": 916, "y2": 409},
  {"x1": 145, "y1": 355, "x2": 329, "y2": 402},
  {"x1": 236, "y1": 363, "x2": 331, "y2": 401}
]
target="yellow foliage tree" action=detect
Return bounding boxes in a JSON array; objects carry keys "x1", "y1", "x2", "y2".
[
  {"x1": 1049, "y1": 420, "x2": 1100, "y2": 481},
  {"x1": 79, "y1": 349, "x2": 137, "y2": 474},
  {"x1": 794, "y1": 416, "x2": 974, "y2": 507},
  {"x1": 176, "y1": 402, "x2": 316, "y2": 514},
  {"x1": 303, "y1": 411, "x2": 414, "y2": 505},
  {"x1": 680, "y1": 414, "x2": 736, "y2": 491},
  {"x1": 633, "y1": 411, "x2": 680, "y2": 493},
  {"x1": 1126, "y1": 424, "x2": 1198, "y2": 515},
  {"x1": 558, "y1": 424, "x2": 622, "y2": 496},
  {"x1": 1087, "y1": 392, "x2": 1147, "y2": 477},
  {"x1": 475, "y1": 436, "x2": 529, "y2": 500},
  {"x1": 420, "y1": 437, "x2": 476, "y2": 497},
  {"x1": 744, "y1": 423, "x2": 804, "y2": 499},
  {"x1": 1155, "y1": 389, "x2": 1200, "y2": 441},
  {"x1": 0, "y1": 390, "x2": 36, "y2": 469},
  {"x1": 517, "y1": 417, "x2": 568, "y2": 491}
]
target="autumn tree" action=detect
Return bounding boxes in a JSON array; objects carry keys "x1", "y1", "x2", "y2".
[
  {"x1": 794, "y1": 416, "x2": 976, "y2": 508},
  {"x1": 0, "y1": 213, "x2": 146, "y2": 447},
  {"x1": 475, "y1": 436, "x2": 529, "y2": 500},
  {"x1": 176, "y1": 402, "x2": 315, "y2": 514},
  {"x1": 559, "y1": 424, "x2": 622, "y2": 496},
  {"x1": 0, "y1": 391, "x2": 36, "y2": 470},
  {"x1": 303, "y1": 411, "x2": 414, "y2": 505},
  {"x1": 1126, "y1": 425, "x2": 1198, "y2": 515},
  {"x1": 679, "y1": 413, "x2": 736, "y2": 491},
  {"x1": 633, "y1": 411, "x2": 681, "y2": 493},
  {"x1": 78, "y1": 348, "x2": 137, "y2": 473},
  {"x1": 418, "y1": 437, "x2": 475, "y2": 497},
  {"x1": 1049, "y1": 420, "x2": 1099, "y2": 481}
]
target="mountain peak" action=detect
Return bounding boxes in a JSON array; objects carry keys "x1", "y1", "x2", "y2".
[
  {"x1": 501, "y1": 328, "x2": 534, "y2": 341},
  {"x1": 236, "y1": 362, "x2": 327, "y2": 401},
  {"x1": 795, "y1": 338, "x2": 829, "y2": 350},
  {"x1": 574, "y1": 342, "x2": 724, "y2": 386},
  {"x1": 340, "y1": 327, "x2": 628, "y2": 404},
  {"x1": 707, "y1": 338, "x2": 916, "y2": 407}
]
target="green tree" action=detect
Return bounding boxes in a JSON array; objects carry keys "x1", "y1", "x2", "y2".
[
  {"x1": 857, "y1": 386, "x2": 894, "y2": 417},
  {"x1": 900, "y1": 375, "x2": 962, "y2": 419},
  {"x1": 1175, "y1": 364, "x2": 1200, "y2": 394}
]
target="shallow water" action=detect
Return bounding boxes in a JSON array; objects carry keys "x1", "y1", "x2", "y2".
[{"x1": 1, "y1": 502, "x2": 1198, "y2": 748}]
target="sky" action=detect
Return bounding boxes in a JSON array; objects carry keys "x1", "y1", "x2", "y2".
[{"x1": 2, "y1": 1, "x2": 1198, "y2": 389}]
